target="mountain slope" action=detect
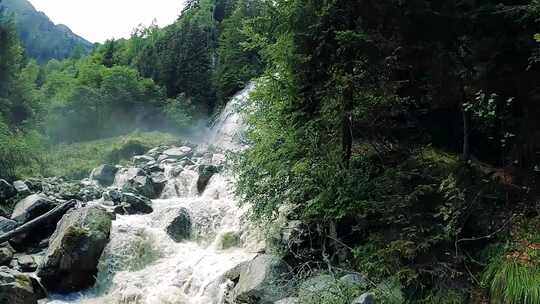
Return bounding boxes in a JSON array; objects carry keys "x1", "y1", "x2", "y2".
[{"x1": 0, "y1": 0, "x2": 93, "y2": 62}]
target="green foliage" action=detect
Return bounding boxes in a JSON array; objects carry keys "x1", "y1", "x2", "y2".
[
  {"x1": 482, "y1": 218, "x2": 540, "y2": 304},
  {"x1": 1, "y1": 0, "x2": 92, "y2": 62},
  {"x1": 27, "y1": 132, "x2": 179, "y2": 179}
]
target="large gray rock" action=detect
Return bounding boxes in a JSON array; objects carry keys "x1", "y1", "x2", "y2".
[
  {"x1": 11, "y1": 194, "x2": 56, "y2": 224},
  {"x1": 351, "y1": 293, "x2": 375, "y2": 304},
  {"x1": 113, "y1": 193, "x2": 153, "y2": 215},
  {"x1": 233, "y1": 254, "x2": 291, "y2": 303},
  {"x1": 90, "y1": 164, "x2": 119, "y2": 186},
  {"x1": 12, "y1": 181, "x2": 30, "y2": 196},
  {"x1": 0, "y1": 216, "x2": 16, "y2": 233},
  {"x1": 132, "y1": 155, "x2": 154, "y2": 166},
  {"x1": 340, "y1": 273, "x2": 368, "y2": 289},
  {"x1": 165, "y1": 208, "x2": 191, "y2": 242},
  {"x1": 0, "y1": 179, "x2": 15, "y2": 200},
  {"x1": 162, "y1": 146, "x2": 193, "y2": 159},
  {"x1": 0, "y1": 266, "x2": 40, "y2": 304},
  {"x1": 114, "y1": 168, "x2": 156, "y2": 198},
  {"x1": 37, "y1": 206, "x2": 112, "y2": 292}
]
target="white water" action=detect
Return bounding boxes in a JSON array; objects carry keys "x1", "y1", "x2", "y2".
[{"x1": 45, "y1": 85, "x2": 261, "y2": 304}]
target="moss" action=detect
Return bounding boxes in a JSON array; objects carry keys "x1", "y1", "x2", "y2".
[{"x1": 62, "y1": 226, "x2": 88, "y2": 249}]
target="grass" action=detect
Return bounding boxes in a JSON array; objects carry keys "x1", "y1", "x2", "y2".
[
  {"x1": 20, "y1": 131, "x2": 181, "y2": 180},
  {"x1": 481, "y1": 218, "x2": 540, "y2": 304}
]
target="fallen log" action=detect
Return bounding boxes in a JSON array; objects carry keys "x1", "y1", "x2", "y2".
[{"x1": 0, "y1": 200, "x2": 77, "y2": 244}]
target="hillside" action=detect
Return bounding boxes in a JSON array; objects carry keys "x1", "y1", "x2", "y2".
[{"x1": 0, "y1": 0, "x2": 93, "y2": 62}]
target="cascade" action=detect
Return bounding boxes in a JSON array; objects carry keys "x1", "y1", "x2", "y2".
[{"x1": 46, "y1": 84, "x2": 261, "y2": 304}]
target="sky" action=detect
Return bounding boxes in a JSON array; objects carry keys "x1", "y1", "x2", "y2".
[{"x1": 28, "y1": 0, "x2": 185, "y2": 43}]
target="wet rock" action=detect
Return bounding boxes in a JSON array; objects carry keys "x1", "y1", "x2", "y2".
[
  {"x1": 165, "y1": 208, "x2": 191, "y2": 242},
  {"x1": 162, "y1": 146, "x2": 193, "y2": 159},
  {"x1": 11, "y1": 194, "x2": 56, "y2": 224},
  {"x1": 197, "y1": 165, "x2": 219, "y2": 194},
  {"x1": 0, "y1": 216, "x2": 16, "y2": 233},
  {"x1": 0, "y1": 179, "x2": 15, "y2": 200},
  {"x1": 0, "y1": 245, "x2": 14, "y2": 265},
  {"x1": 351, "y1": 293, "x2": 375, "y2": 304},
  {"x1": 0, "y1": 266, "x2": 40, "y2": 304},
  {"x1": 114, "y1": 168, "x2": 156, "y2": 198},
  {"x1": 233, "y1": 254, "x2": 291, "y2": 303},
  {"x1": 133, "y1": 155, "x2": 155, "y2": 166},
  {"x1": 17, "y1": 255, "x2": 37, "y2": 272},
  {"x1": 12, "y1": 181, "x2": 30, "y2": 196},
  {"x1": 90, "y1": 164, "x2": 119, "y2": 186},
  {"x1": 37, "y1": 206, "x2": 112, "y2": 292},
  {"x1": 150, "y1": 171, "x2": 167, "y2": 194},
  {"x1": 113, "y1": 193, "x2": 153, "y2": 215}
]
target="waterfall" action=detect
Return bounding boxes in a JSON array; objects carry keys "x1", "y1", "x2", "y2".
[{"x1": 45, "y1": 84, "x2": 261, "y2": 304}]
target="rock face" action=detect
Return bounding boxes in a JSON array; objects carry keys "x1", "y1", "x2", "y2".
[
  {"x1": 0, "y1": 179, "x2": 16, "y2": 200},
  {"x1": 37, "y1": 206, "x2": 112, "y2": 292},
  {"x1": 11, "y1": 194, "x2": 55, "y2": 224},
  {"x1": 233, "y1": 254, "x2": 291, "y2": 303},
  {"x1": 90, "y1": 164, "x2": 118, "y2": 186},
  {"x1": 0, "y1": 266, "x2": 39, "y2": 304},
  {"x1": 165, "y1": 208, "x2": 192, "y2": 242}
]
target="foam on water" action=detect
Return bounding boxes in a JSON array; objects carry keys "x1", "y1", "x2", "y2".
[{"x1": 44, "y1": 84, "x2": 258, "y2": 304}]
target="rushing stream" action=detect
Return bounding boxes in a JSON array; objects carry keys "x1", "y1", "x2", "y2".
[{"x1": 45, "y1": 85, "x2": 261, "y2": 304}]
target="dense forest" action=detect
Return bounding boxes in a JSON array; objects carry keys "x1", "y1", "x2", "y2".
[{"x1": 1, "y1": 0, "x2": 540, "y2": 303}]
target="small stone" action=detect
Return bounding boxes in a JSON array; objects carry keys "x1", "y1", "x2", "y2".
[{"x1": 17, "y1": 255, "x2": 37, "y2": 272}]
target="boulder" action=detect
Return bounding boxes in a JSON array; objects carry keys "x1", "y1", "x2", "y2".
[
  {"x1": 11, "y1": 194, "x2": 56, "y2": 224},
  {"x1": 113, "y1": 193, "x2": 153, "y2": 215},
  {"x1": 114, "y1": 168, "x2": 156, "y2": 198},
  {"x1": 0, "y1": 245, "x2": 14, "y2": 265},
  {"x1": 0, "y1": 216, "x2": 16, "y2": 233},
  {"x1": 37, "y1": 206, "x2": 112, "y2": 292},
  {"x1": 197, "y1": 165, "x2": 219, "y2": 194},
  {"x1": 90, "y1": 164, "x2": 119, "y2": 186},
  {"x1": 0, "y1": 179, "x2": 16, "y2": 200},
  {"x1": 351, "y1": 293, "x2": 375, "y2": 304},
  {"x1": 133, "y1": 155, "x2": 155, "y2": 166},
  {"x1": 162, "y1": 146, "x2": 193, "y2": 159},
  {"x1": 165, "y1": 208, "x2": 191, "y2": 242},
  {"x1": 102, "y1": 188, "x2": 122, "y2": 203},
  {"x1": 233, "y1": 254, "x2": 291, "y2": 303},
  {"x1": 12, "y1": 181, "x2": 30, "y2": 196},
  {"x1": 0, "y1": 266, "x2": 40, "y2": 304}
]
